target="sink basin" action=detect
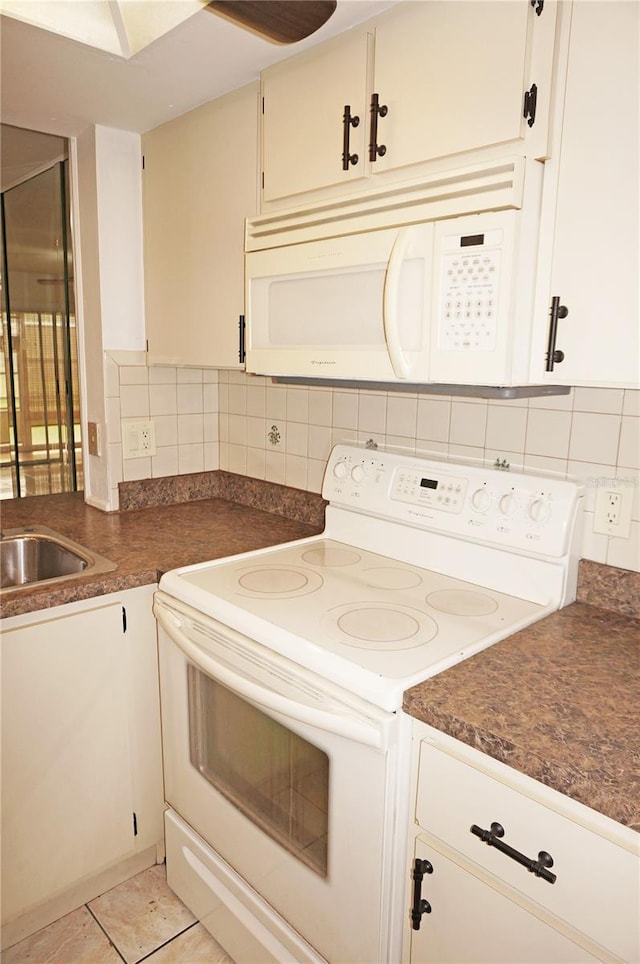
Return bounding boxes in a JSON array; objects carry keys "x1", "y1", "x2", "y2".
[{"x1": 0, "y1": 526, "x2": 116, "y2": 591}]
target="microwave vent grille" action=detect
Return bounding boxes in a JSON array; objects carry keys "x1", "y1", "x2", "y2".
[{"x1": 246, "y1": 157, "x2": 530, "y2": 252}]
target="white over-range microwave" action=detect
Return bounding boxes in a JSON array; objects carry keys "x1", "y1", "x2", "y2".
[{"x1": 244, "y1": 157, "x2": 548, "y2": 389}]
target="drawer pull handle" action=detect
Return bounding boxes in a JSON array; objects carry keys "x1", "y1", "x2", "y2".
[
  {"x1": 470, "y1": 822, "x2": 557, "y2": 884},
  {"x1": 410, "y1": 858, "x2": 433, "y2": 930}
]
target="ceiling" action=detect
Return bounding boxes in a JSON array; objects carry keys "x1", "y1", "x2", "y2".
[{"x1": 0, "y1": 0, "x2": 396, "y2": 139}]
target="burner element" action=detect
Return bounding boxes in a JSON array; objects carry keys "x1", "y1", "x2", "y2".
[
  {"x1": 427, "y1": 589, "x2": 498, "y2": 616},
  {"x1": 237, "y1": 566, "x2": 323, "y2": 597},
  {"x1": 328, "y1": 602, "x2": 438, "y2": 650},
  {"x1": 362, "y1": 567, "x2": 423, "y2": 590},
  {"x1": 302, "y1": 547, "x2": 361, "y2": 567}
]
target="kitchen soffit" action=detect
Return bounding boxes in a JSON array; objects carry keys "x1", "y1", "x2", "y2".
[{"x1": 0, "y1": 0, "x2": 396, "y2": 138}]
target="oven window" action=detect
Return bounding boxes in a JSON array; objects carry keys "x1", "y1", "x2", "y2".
[{"x1": 187, "y1": 665, "x2": 329, "y2": 877}]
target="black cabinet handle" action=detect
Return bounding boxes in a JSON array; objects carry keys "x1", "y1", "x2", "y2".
[
  {"x1": 238, "y1": 314, "x2": 246, "y2": 364},
  {"x1": 410, "y1": 857, "x2": 433, "y2": 930},
  {"x1": 545, "y1": 295, "x2": 568, "y2": 372},
  {"x1": 471, "y1": 822, "x2": 557, "y2": 884},
  {"x1": 342, "y1": 105, "x2": 360, "y2": 170},
  {"x1": 369, "y1": 93, "x2": 388, "y2": 162}
]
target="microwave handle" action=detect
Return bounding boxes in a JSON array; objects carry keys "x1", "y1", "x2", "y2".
[
  {"x1": 155, "y1": 602, "x2": 386, "y2": 749},
  {"x1": 383, "y1": 227, "x2": 412, "y2": 379}
]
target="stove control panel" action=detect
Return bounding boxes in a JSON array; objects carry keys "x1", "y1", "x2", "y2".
[
  {"x1": 324, "y1": 445, "x2": 584, "y2": 558},
  {"x1": 391, "y1": 468, "x2": 468, "y2": 513}
]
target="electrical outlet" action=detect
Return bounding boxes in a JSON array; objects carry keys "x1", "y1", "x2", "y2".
[
  {"x1": 593, "y1": 486, "x2": 633, "y2": 538},
  {"x1": 87, "y1": 421, "x2": 101, "y2": 457},
  {"x1": 122, "y1": 419, "x2": 157, "y2": 459}
]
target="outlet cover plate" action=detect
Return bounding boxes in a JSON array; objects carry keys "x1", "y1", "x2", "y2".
[
  {"x1": 593, "y1": 485, "x2": 633, "y2": 538},
  {"x1": 122, "y1": 419, "x2": 156, "y2": 459}
]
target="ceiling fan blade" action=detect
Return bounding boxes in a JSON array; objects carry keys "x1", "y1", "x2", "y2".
[{"x1": 207, "y1": 1, "x2": 337, "y2": 44}]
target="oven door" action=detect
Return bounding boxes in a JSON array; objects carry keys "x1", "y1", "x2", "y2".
[{"x1": 154, "y1": 592, "x2": 406, "y2": 964}]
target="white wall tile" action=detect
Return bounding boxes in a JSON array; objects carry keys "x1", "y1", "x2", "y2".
[
  {"x1": 286, "y1": 454, "x2": 307, "y2": 489},
  {"x1": 203, "y1": 383, "x2": 218, "y2": 414},
  {"x1": 104, "y1": 356, "x2": 120, "y2": 397},
  {"x1": 149, "y1": 366, "x2": 177, "y2": 384},
  {"x1": 449, "y1": 401, "x2": 487, "y2": 448},
  {"x1": 227, "y1": 384, "x2": 246, "y2": 415},
  {"x1": 177, "y1": 368, "x2": 203, "y2": 384},
  {"x1": 525, "y1": 409, "x2": 571, "y2": 459},
  {"x1": 573, "y1": 388, "x2": 624, "y2": 415},
  {"x1": 485, "y1": 405, "x2": 527, "y2": 455},
  {"x1": 178, "y1": 414, "x2": 204, "y2": 445},
  {"x1": 120, "y1": 384, "x2": 149, "y2": 418},
  {"x1": 227, "y1": 414, "x2": 246, "y2": 445},
  {"x1": 246, "y1": 416, "x2": 266, "y2": 450},
  {"x1": 528, "y1": 391, "x2": 574, "y2": 411},
  {"x1": 618, "y1": 416, "x2": 640, "y2": 469},
  {"x1": 204, "y1": 414, "x2": 219, "y2": 444},
  {"x1": 152, "y1": 447, "x2": 179, "y2": 478},
  {"x1": 178, "y1": 383, "x2": 203, "y2": 415},
  {"x1": 150, "y1": 384, "x2": 177, "y2": 417},
  {"x1": 246, "y1": 384, "x2": 266, "y2": 417},
  {"x1": 226, "y1": 444, "x2": 246, "y2": 475},
  {"x1": 204, "y1": 443, "x2": 219, "y2": 471},
  {"x1": 286, "y1": 421, "x2": 308, "y2": 457},
  {"x1": 417, "y1": 398, "x2": 451, "y2": 443},
  {"x1": 358, "y1": 393, "x2": 386, "y2": 434},
  {"x1": 308, "y1": 425, "x2": 333, "y2": 462},
  {"x1": 308, "y1": 389, "x2": 333, "y2": 426},
  {"x1": 266, "y1": 385, "x2": 287, "y2": 420},
  {"x1": 155, "y1": 414, "x2": 178, "y2": 447},
  {"x1": 246, "y1": 447, "x2": 266, "y2": 480},
  {"x1": 178, "y1": 444, "x2": 205, "y2": 474},
  {"x1": 123, "y1": 456, "x2": 152, "y2": 481},
  {"x1": 567, "y1": 460, "x2": 617, "y2": 514},
  {"x1": 119, "y1": 365, "x2": 148, "y2": 385},
  {"x1": 569, "y1": 412, "x2": 620, "y2": 465},
  {"x1": 265, "y1": 449, "x2": 285, "y2": 484},
  {"x1": 386, "y1": 395, "x2": 417, "y2": 438},
  {"x1": 332, "y1": 392, "x2": 358, "y2": 429},
  {"x1": 623, "y1": 389, "x2": 640, "y2": 416},
  {"x1": 286, "y1": 388, "x2": 309, "y2": 423}
]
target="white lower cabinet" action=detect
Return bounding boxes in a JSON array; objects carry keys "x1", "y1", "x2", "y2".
[
  {"x1": 0, "y1": 585, "x2": 164, "y2": 950},
  {"x1": 410, "y1": 836, "x2": 599, "y2": 964},
  {"x1": 404, "y1": 721, "x2": 640, "y2": 964}
]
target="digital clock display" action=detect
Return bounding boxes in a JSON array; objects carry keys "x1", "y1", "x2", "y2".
[{"x1": 420, "y1": 478, "x2": 438, "y2": 490}]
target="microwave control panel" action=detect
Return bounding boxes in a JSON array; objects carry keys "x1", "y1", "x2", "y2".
[{"x1": 438, "y1": 227, "x2": 503, "y2": 353}]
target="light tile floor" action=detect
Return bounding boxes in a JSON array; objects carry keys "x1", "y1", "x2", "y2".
[{"x1": 1, "y1": 864, "x2": 235, "y2": 964}]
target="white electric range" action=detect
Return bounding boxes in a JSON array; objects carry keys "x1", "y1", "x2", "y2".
[{"x1": 154, "y1": 444, "x2": 584, "y2": 964}]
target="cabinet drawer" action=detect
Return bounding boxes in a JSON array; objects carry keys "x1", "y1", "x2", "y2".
[{"x1": 416, "y1": 741, "x2": 639, "y2": 962}]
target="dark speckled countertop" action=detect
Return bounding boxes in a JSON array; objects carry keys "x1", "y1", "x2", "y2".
[
  {"x1": 404, "y1": 597, "x2": 640, "y2": 832},
  {"x1": 0, "y1": 486, "x2": 323, "y2": 619}
]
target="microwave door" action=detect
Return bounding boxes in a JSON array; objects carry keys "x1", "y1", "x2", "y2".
[
  {"x1": 383, "y1": 223, "x2": 434, "y2": 381},
  {"x1": 245, "y1": 225, "x2": 432, "y2": 382}
]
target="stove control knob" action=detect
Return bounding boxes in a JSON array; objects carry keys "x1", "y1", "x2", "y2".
[
  {"x1": 499, "y1": 492, "x2": 517, "y2": 517},
  {"x1": 333, "y1": 460, "x2": 348, "y2": 480},
  {"x1": 471, "y1": 487, "x2": 491, "y2": 512},
  {"x1": 351, "y1": 463, "x2": 366, "y2": 483},
  {"x1": 528, "y1": 498, "x2": 551, "y2": 525}
]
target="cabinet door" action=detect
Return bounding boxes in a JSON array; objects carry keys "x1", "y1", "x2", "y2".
[
  {"x1": 143, "y1": 83, "x2": 259, "y2": 368},
  {"x1": 409, "y1": 838, "x2": 599, "y2": 964},
  {"x1": 372, "y1": 1, "x2": 549, "y2": 177},
  {"x1": 532, "y1": 1, "x2": 639, "y2": 386},
  {"x1": 261, "y1": 28, "x2": 370, "y2": 202},
  {"x1": 1, "y1": 602, "x2": 134, "y2": 924}
]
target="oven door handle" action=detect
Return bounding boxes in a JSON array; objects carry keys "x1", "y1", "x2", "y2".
[{"x1": 156, "y1": 604, "x2": 388, "y2": 750}]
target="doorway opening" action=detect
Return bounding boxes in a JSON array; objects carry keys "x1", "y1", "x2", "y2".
[{"x1": 0, "y1": 127, "x2": 82, "y2": 499}]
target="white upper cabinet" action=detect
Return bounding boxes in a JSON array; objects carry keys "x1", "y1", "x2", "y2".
[
  {"x1": 261, "y1": 29, "x2": 371, "y2": 202},
  {"x1": 142, "y1": 83, "x2": 259, "y2": 368},
  {"x1": 261, "y1": 0, "x2": 557, "y2": 207},
  {"x1": 530, "y1": 1, "x2": 639, "y2": 387}
]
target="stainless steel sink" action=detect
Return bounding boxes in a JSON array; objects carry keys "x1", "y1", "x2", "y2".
[{"x1": 0, "y1": 526, "x2": 116, "y2": 591}]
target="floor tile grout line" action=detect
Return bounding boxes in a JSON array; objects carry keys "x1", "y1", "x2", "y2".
[
  {"x1": 85, "y1": 903, "x2": 128, "y2": 964},
  {"x1": 133, "y1": 921, "x2": 201, "y2": 964}
]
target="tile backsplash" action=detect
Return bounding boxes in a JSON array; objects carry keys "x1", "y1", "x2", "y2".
[{"x1": 104, "y1": 355, "x2": 639, "y2": 572}]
